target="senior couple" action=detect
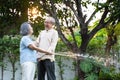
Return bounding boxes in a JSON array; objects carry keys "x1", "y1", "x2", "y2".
[{"x1": 20, "y1": 17, "x2": 58, "y2": 80}]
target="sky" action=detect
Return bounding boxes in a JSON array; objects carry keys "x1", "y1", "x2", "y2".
[{"x1": 83, "y1": 0, "x2": 107, "y2": 25}]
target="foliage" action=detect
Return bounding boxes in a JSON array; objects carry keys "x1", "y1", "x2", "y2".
[
  {"x1": 114, "y1": 22, "x2": 120, "y2": 36},
  {"x1": 108, "y1": 0, "x2": 120, "y2": 22},
  {"x1": 0, "y1": 0, "x2": 29, "y2": 37},
  {"x1": 78, "y1": 56, "x2": 120, "y2": 80},
  {"x1": 56, "y1": 39, "x2": 69, "y2": 52},
  {"x1": 0, "y1": 35, "x2": 20, "y2": 57},
  {"x1": 32, "y1": 17, "x2": 45, "y2": 36},
  {"x1": 105, "y1": 22, "x2": 120, "y2": 54},
  {"x1": 5, "y1": 35, "x2": 20, "y2": 62},
  {"x1": 0, "y1": 35, "x2": 21, "y2": 80},
  {"x1": 0, "y1": 0, "x2": 120, "y2": 80},
  {"x1": 0, "y1": 37, "x2": 6, "y2": 67},
  {"x1": 0, "y1": 0, "x2": 45, "y2": 37},
  {"x1": 99, "y1": 68, "x2": 120, "y2": 80},
  {"x1": 87, "y1": 28, "x2": 107, "y2": 55},
  {"x1": 85, "y1": 73, "x2": 98, "y2": 80},
  {"x1": 79, "y1": 58, "x2": 110, "y2": 80},
  {"x1": 68, "y1": 29, "x2": 82, "y2": 47},
  {"x1": 35, "y1": 0, "x2": 120, "y2": 53},
  {"x1": 0, "y1": 0, "x2": 119, "y2": 53},
  {"x1": 80, "y1": 60, "x2": 93, "y2": 73},
  {"x1": 56, "y1": 56, "x2": 65, "y2": 80}
]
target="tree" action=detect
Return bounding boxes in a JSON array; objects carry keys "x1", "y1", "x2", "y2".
[
  {"x1": 0, "y1": 0, "x2": 119, "y2": 79},
  {"x1": 0, "y1": 36, "x2": 20, "y2": 80},
  {"x1": 33, "y1": 0, "x2": 120, "y2": 79},
  {"x1": 0, "y1": 0, "x2": 29, "y2": 37},
  {"x1": 105, "y1": 0, "x2": 120, "y2": 54},
  {"x1": 0, "y1": 35, "x2": 20, "y2": 80},
  {"x1": 0, "y1": 0, "x2": 46, "y2": 37},
  {"x1": 0, "y1": 38, "x2": 6, "y2": 80},
  {"x1": 33, "y1": 0, "x2": 120, "y2": 54},
  {"x1": 6, "y1": 35, "x2": 20, "y2": 80}
]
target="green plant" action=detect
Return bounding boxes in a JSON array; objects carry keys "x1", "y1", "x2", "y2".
[
  {"x1": 99, "y1": 70, "x2": 112, "y2": 80},
  {"x1": 99, "y1": 68, "x2": 120, "y2": 80},
  {"x1": 56, "y1": 56, "x2": 65, "y2": 80},
  {"x1": 0, "y1": 35, "x2": 21, "y2": 80},
  {"x1": 85, "y1": 73, "x2": 98, "y2": 80},
  {"x1": 80, "y1": 60, "x2": 93, "y2": 73},
  {"x1": 0, "y1": 37, "x2": 6, "y2": 80},
  {"x1": 79, "y1": 58, "x2": 110, "y2": 80},
  {"x1": 87, "y1": 28, "x2": 107, "y2": 55},
  {"x1": 56, "y1": 40, "x2": 69, "y2": 52}
]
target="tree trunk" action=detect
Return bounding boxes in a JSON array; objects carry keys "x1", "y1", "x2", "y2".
[
  {"x1": 76, "y1": 37, "x2": 89, "y2": 80},
  {"x1": 1, "y1": 54, "x2": 4, "y2": 80},
  {"x1": 0, "y1": 52, "x2": 4, "y2": 80},
  {"x1": 105, "y1": 29, "x2": 117, "y2": 54},
  {"x1": 105, "y1": 33, "x2": 117, "y2": 67},
  {"x1": 1, "y1": 65, "x2": 3, "y2": 80},
  {"x1": 76, "y1": 35, "x2": 95, "y2": 80},
  {"x1": 80, "y1": 39, "x2": 89, "y2": 54},
  {"x1": 105, "y1": 35, "x2": 112, "y2": 54},
  {"x1": 59, "y1": 57, "x2": 64, "y2": 80},
  {"x1": 75, "y1": 59, "x2": 85, "y2": 80},
  {"x1": 79, "y1": 34, "x2": 90, "y2": 54},
  {"x1": 11, "y1": 63, "x2": 15, "y2": 80}
]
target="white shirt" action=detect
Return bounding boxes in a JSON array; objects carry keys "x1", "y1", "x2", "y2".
[{"x1": 36, "y1": 29, "x2": 58, "y2": 61}]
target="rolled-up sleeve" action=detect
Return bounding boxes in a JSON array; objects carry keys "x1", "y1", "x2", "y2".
[{"x1": 22, "y1": 37, "x2": 33, "y2": 47}]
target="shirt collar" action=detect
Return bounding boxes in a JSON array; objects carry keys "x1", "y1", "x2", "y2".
[{"x1": 45, "y1": 28, "x2": 53, "y2": 32}]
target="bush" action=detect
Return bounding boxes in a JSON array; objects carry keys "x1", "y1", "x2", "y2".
[
  {"x1": 99, "y1": 70, "x2": 120, "y2": 80},
  {"x1": 79, "y1": 58, "x2": 109, "y2": 80}
]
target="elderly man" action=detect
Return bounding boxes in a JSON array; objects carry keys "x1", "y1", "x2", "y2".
[{"x1": 36, "y1": 17, "x2": 58, "y2": 80}]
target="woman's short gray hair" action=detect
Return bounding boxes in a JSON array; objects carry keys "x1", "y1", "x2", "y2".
[{"x1": 20, "y1": 22, "x2": 31, "y2": 36}]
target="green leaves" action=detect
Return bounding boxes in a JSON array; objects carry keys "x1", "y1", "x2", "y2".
[
  {"x1": 79, "y1": 58, "x2": 99, "y2": 80},
  {"x1": 80, "y1": 59, "x2": 93, "y2": 73},
  {"x1": 0, "y1": 35, "x2": 21, "y2": 58},
  {"x1": 79, "y1": 58, "x2": 111, "y2": 80},
  {"x1": 114, "y1": 22, "x2": 120, "y2": 35},
  {"x1": 85, "y1": 73, "x2": 98, "y2": 80},
  {"x1": 0, "y1": 0, "x2": 29, "y2": 36}
]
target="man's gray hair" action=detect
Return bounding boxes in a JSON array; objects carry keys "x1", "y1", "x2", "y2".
[
  {"x1": 20, "y1": 22, "x2": 30, "y2": 36},
  {"x1": 46, "y1": 17, "x2": 55, "y2": 25}
]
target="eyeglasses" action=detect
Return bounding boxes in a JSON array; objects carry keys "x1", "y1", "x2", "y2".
[{"x1": 44, "y1": 21, "x2": 52, "y2": 24}]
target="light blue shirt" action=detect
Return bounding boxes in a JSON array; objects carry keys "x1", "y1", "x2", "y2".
[{"x1": 20, "y1": 36, "x2": 36, "y2": 64}]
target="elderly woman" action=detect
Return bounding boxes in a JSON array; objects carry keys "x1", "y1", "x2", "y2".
[{"x1": 20, "y1": 22, "x2": 52, "y2": 80}]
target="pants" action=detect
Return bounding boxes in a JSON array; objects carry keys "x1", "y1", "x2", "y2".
[
  {"x1": 21, "y1": 62, "x2": 36, "y2": 80},
  {"x1": 37, "y1": 59, "x2": 56, "y2": 80}
]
